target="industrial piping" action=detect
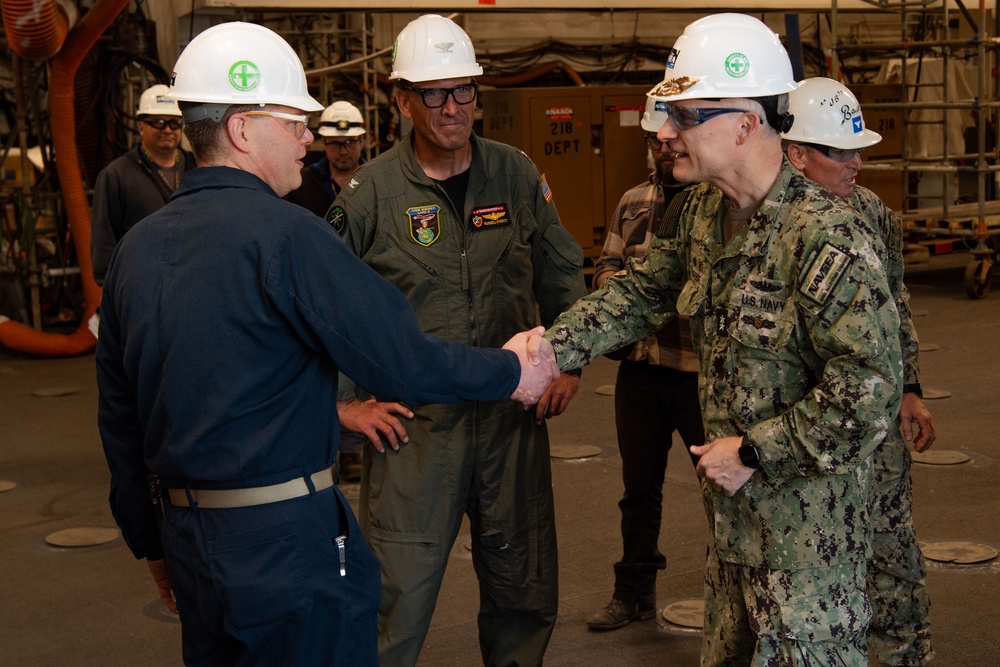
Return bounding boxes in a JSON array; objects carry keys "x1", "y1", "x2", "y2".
[{"x1": 0, "y1": 0, "x2": 127, "y2": 355}]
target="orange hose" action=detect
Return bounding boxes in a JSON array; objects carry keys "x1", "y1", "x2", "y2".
[
  {"x1": 1, "y1": 0, "x2": 72, "y2": 60},
  {"x1": 0, "y1": 0, "x2": 127, "y2": 355}
]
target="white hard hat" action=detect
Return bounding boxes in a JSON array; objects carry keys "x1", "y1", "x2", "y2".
[
  {"x1": 783, "y1": 77, "x2": 882, "y2": 150},
  {"x1": 137, "y1": 84, "x2": 182, "y2": 117},
  {"x1": 318, "y1": 101, "x2": 365, "y2": 137},
  {"x1": 389, "y1": 14, "x2": 483, "y2": 83},
  {"x1": 647, "y1": 13, "x2": 797, "y2": 103},
  {"x1": 167, "y1": 22, "x2": 322, "y2": 122},
  {"x1": 640, "y1": 96, "x2": 669, "y2": 132}
]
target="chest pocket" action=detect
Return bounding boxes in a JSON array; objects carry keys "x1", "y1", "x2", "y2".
[
  {"x1": 730, "y1": 278, "x2": 794, "y2": 351},
  {"x1": 620, "y1": 205, "x2": 653, "y2": 252},
  {"x1": 676, "y1": 279, "x2": 705, "y2": 318}
]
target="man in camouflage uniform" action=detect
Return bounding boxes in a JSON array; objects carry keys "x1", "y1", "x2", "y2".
[
  {"x1": 784, "y1": 77, "x2": 936, "y2": 666},
  {"x1": 530, "y1": 14, "x2": 903, "y2": 665}
]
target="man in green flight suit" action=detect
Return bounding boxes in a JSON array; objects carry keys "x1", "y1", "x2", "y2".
[
  {"x1": 328, "y1": 14, "x2": 586, "y2": 667},
  {"x1": 524, "y1": 13, "x2": 903, "y2": 665}
]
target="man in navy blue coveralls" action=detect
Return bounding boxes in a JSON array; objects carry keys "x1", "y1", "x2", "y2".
[{"x1": 95, "y1": 22, "x2": 560, "y2": 667}]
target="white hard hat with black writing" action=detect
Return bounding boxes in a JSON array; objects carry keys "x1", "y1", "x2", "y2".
[
  {"x1": 137, "y1": 84, "x2": 182, "y2": 117},
  {"x1": 783, "y1": 77, "x2": 882, "y2": 149}
]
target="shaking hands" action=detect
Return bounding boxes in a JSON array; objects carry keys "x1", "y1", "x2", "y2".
[{"x1": 503, "y1": 327, "x2": 562, "y2": 409}]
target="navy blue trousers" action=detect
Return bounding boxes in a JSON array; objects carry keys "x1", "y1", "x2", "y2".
[{"x1": 161, "y1": 485, "x2": 380, "y2": 666}]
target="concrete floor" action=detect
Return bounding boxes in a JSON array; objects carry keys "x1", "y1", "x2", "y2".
[{"x1": 1, "y1": 254, "x2": 998, "y2": 666}]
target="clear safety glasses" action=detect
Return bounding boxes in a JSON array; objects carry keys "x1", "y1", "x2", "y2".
[{"x1": 242, "y1": 110, "x2": 310, "y2": 138}]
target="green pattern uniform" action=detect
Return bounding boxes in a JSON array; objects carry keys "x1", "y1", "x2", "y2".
[{"x1": 547, "y1": 160, "x2": 902, "y2": 664}]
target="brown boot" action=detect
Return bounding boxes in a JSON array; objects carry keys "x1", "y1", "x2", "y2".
[
  {"x1": 585, "y1": 598, "x2": 656, "y2": 631},
  {"x1": 338, "y1": 452, "x2": 362, "y2": 483}
]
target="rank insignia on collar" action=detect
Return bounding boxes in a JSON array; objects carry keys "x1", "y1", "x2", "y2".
[
  {"x1": 470, "y1": 204, "x2": 511, "y2": 229},
  {"x1": 407, "y1": 204, "x2": 442, "y2": 247}
]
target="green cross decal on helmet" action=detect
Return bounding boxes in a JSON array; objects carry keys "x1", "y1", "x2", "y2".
[
  {"x1": 228, "y1": 60, "x2": 261, "y2": 92},
  {"x1": 724, "y1": 53, "x2": 750, "y2": 78}
]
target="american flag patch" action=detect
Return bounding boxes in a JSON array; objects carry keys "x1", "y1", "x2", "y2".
[{"x1": 541, "y1": 174, "x2": 553, "y2": 203}]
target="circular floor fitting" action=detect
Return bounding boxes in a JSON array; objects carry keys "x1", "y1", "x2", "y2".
[
  {"x1": 661, "y1": 599, "x2": 704, "y2": 628},
  {"x1": 911, "y1": 450, "x2": 971, "y2": 465},
  {"x1": 45, "y1": 527, "x2": 120, "y2": 548},
  {"x1": 31, "y1": 386, "x2": 82, "y2": 398},
  {"x1": 921, "y1": 388, "x2": 952, "y2": 400},
  {"x1": 921, "y1": 541, "x2": 998, "y2": 564},
  {"x1": 550, "y1": 445, "x2": 602, "y2": 460}
]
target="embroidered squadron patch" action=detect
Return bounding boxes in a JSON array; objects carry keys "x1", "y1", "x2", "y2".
[
  {"x1": 407, "y1": 204, "x2": 442, "y2": 246},
  {"x1": 470, "y1": 204, "x2": 511, "y2": 229},
  {"x1": 326, "y1": 205, "x2": 346, "y2": 234},
  {"x1": 540, "y1": 174, "x2": 553, "y2": 203},
  {"x1": 800, "y1": 243, "x2": 853, "y2": 304}
]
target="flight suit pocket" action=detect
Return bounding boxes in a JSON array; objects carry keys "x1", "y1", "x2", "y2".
[{"x1": 477, "y1": 491, "x2": 556, "y2": 611}]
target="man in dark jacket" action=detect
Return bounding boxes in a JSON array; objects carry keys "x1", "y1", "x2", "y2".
[{"x1": 90, "y1": 83, "x2": 194, "y2": 285}]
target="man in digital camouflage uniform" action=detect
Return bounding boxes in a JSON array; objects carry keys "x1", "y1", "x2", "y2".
[
  {"x1": 328, "y1": 14, "x2": 585, "y2": 667},
  {"x1": 531, "y1": 14, "x2": 903, "y2": 665},
  {"x1": 784, "y1": 76, "x2": 936, "y2": 666}
]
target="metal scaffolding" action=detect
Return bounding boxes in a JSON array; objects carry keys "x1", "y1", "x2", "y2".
[{"x1": 833, "y1": 0, "x2": 1000, "y2": 297}]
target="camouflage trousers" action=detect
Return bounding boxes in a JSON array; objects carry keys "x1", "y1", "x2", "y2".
[
  {"x1": 868, "y1": 435, "x2": 933, "y2": 666},
  {"x1": 701, "y1": 544, "x2": 871, "y2": 666}
]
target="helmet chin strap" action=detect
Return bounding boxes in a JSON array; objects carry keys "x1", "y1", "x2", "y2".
[{"x1": 753, "y1": 95, "x2": 794, "y2": 133}]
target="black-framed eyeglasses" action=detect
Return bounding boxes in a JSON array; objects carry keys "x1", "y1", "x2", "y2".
[
  {"x1": 324, "y1": 138, "x2": 362, "y2": 149},
  {"x1": 802, "y1": 142, "x2": 863, "y2": 163},
  {"x1": 400, "y1": 82, "x2": 479, "y2": 109},
  {"x1": 662, "y1": 104, "x2": 748, "y2": 131},
  {"x1": 141, "y1": 117, "x2": 182, "y2": 131},
  {"x1": 645, "y1": 132, "x2": 670, "y2": 152}
]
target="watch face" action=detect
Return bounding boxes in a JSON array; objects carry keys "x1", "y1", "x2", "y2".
[{"x1": 739, "y1": 445, "x2": 760, "y2": 469}]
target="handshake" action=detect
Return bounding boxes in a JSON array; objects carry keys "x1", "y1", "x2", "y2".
[{"x1": 503, "y1": 326, "x2": 563, "y2": 409}]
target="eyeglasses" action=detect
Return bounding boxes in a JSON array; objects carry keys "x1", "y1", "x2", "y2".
[
  {"x1": 324, "y1": 138, "x2": 362, "y2": 149},
  {"x1": 645, "y1": 133, "x2": 670, "y2": 152},
  {"x1": 401, "y1": 82, "x2": 478, "y2": 109},
  {"x1": 661, "y1": 104, "x2": 748, "y2": 131},
  {"x1": 802, "y1": 142, "x2": 863, "y2": 163},
  {"x1": 141, "y1": 118, "x2": 182, "y2": 131},
  {"x1": 242, "y1": 110, "x2": 310, "y2": 138}
]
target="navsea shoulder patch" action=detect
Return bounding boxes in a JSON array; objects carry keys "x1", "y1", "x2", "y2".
[
  {"x1": 800, "y1": 242, "x2": 853, "y2": 305},
  {"x1": 407, "y1": 204, "x2": 442, "y2": 247},
  {"x1": 470, "y1": 204, "x2": 511, "y2": 230},
  {"x1": 326, "y1": 205, "x2": 346, "y2": 234}
]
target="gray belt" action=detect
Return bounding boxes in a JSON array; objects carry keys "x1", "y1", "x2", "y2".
[{"x1": 166, "y1": 464, "x2": 336, "y2": 509}]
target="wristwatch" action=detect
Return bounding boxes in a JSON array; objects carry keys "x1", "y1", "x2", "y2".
[{"x1": 738, "y1": 435, "x2": 761, "y2": 469}]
